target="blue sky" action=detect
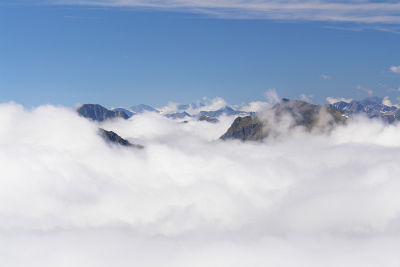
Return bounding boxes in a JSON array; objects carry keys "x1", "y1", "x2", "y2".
[{"x1": 1, "y1": 0, "x2": 400, "y2": 107}]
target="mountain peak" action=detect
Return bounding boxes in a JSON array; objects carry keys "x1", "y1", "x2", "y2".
[
  {"x1": 77, "y1": 104, "x2": 129, "y2": 122},
  {"x1": 221, "y1": 99, "x2": 346, "y2": 141}
]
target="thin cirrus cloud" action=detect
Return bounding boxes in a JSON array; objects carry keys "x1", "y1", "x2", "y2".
[{"x1": 49, "y1": 0, "x2": 400, "y2": 24}]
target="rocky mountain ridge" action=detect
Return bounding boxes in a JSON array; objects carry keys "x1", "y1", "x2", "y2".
[
  {"x1": 77, "y1": 97, "x2": 400, "y2": 144},
  {"x1": 77, "y1": 103, "x2": 253, "y2": 122}
]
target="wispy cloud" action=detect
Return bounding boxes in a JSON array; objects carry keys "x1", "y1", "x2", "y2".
[
  {"x1": 324, "y1": 24, "x2": 400, "y2": 34},
  {"x1": 320, "y1": 74, "x2": 332, "y2": 80},
  {"x1": 390, "y1": 65, "x2": 400, "y2": 74},
  {"x1": 49, "y1": 0, "x2": 400, "y2": 24},
  {"x1": 356, "y1": 84, "x2": 373, "y2": 96}
]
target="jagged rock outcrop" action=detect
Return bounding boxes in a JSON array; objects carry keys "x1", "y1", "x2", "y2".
[{"x1": 99, "y1": 128, "x2": 143, "y2": 149}]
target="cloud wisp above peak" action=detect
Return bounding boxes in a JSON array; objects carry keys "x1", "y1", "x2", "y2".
[{"x1": 49, "y1": 0, "x2": 400, "y2": 24}]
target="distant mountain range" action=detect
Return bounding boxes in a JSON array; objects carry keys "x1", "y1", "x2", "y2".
[
  {"x1": 200, "y1": 106, "x2": 253, "y2": 117},
  {"x1": 329, "y1": 97, "x2": 400, "y2": 123},
  {"x1": 77, "y1": 103, "x2": 253, "y2": 122},
  {"x1": 77, "y1": 96, "x2": 400, "y2": 144}
]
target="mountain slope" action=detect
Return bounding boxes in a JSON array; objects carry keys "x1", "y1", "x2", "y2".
[
  {"x1": 220, "y1": 116, "x2": 264, "y2": 141},
  {"x1": 112, "y1": 108, "x2": 135, "y2": 118}
]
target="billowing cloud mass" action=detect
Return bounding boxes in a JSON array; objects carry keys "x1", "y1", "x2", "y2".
[
  {"x1": 1, "y1": 100, "x2": 400, "y2": 266},
  {"x1": 236, "y1": 101, "x2": 271, "y2": 113},
  {"x1": 50, "y1": 0, "x2": 400, "y2": 24},
  {"x1": 326, "y1": 97, "x2": 352, "y2": 104}
]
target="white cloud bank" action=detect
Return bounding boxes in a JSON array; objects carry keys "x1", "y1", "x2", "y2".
[
  {"x1": 1, "y1": 101, "x2": 400, "y2": 266},
  {"x1": 50, "y1": 0, "x2": 400, "y2": 24}
]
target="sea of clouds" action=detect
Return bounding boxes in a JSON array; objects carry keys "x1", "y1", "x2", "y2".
[{"x1": 0, "y1": 100, "x2": 400, "y2": 266}]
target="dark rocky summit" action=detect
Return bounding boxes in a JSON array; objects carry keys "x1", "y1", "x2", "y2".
[
  {"x1": 221, "y1": 99, "x2": 347, "y2": 141},
  {"x1": 77, "y1": 104, "x2": 129, "y2": 122},
  {"x1": 99, "y1": 128, "x2": 143, "y2": 149}
]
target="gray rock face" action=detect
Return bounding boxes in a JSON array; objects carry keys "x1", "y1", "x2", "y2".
[
  {"x1": 99, "y1": 128, "x2": 143, "y2": 149},
  {"x1": 220, "y1": 116, "x2": 264, "y2": 141},
  {"x1": 77, "y1": 104, "x2": 129, "y2": 122},
  {"x1": 220, "y1": 99, "x2": 347, "y2": 141}
]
